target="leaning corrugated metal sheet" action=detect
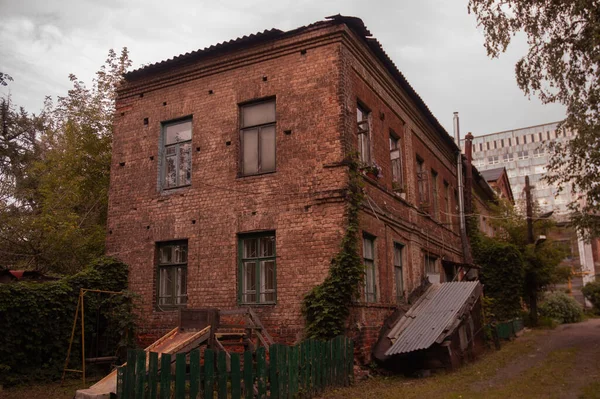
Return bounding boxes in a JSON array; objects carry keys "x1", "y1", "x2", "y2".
[{"x1": 385, "y1": 281, "x2": 482, "y2": 356}]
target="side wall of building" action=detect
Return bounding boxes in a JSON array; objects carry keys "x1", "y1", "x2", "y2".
[{"x1": 338, "y1": 28, "x2": 465, "y2": 361}]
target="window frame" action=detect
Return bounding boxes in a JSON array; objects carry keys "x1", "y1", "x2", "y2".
[
  {"x1": 416, "y1": 156, "x2": 429, "y2": 209},
  {"x1": 393, "y1": 242, "x2": 404, "y2": 303},
  {"x1": 389, "y1": 130, "x2": 403, "y2": 189},
  {"x1": 239, "y1": 99, "x2": 277, "y2": 176},
  {"x1": 363, "y1": 234, "x2": 377, "y2": 303},
  {"x1": 156, "y1": 240, "x2": 188, "y2": 309},
  {"x1": 357, "y1": 102, "x2": 372, "y2": 164},
  {"x1": 238, "y1": 231, "x2": 277, "y2": 305},
  {"x1": 443, "y1": 180, "x2": 450, "y2": 225},
  {"x1": 424, "y1": 253, "x2": 440, "y2": 284},
  {"x1": 431, "y1": 169, "x2": 439, "y2": 219},
  {"x1": 160, "y1": 117, "x2": 193, "y2": 190}
]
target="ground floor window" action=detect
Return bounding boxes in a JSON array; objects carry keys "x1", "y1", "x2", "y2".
[
  {"x1": 157, "y1": 241, "x2": 188, "y2": 307},
  {"x1": 239, "y1": 232, "x2": 276, "y2": 304},
  {"x1": 394, "y1": 243, "x2": 404, "y2": 303},
  {"x1": 363, "y1": 235, "x2": 377, "y2": 303},
  {"x1": 425, "y1": 253, "x2": 440, "y2": 284}
]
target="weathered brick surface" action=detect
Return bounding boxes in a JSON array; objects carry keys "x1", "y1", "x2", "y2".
[{"x1": 107, "y1": 21, "x2": 467, "y2": 362}]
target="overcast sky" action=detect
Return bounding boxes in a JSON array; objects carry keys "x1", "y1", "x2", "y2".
[{"x1": 0, "y1": 0, "x2": 565, "y2": 136}]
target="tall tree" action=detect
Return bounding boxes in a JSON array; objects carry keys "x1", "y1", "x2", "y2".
[
  {"x1": 0, "y1": 49, "x2": 131, "y2": 273},
  {"x1": 468, "y1": 0, "x2": 600, "y2": 238}
]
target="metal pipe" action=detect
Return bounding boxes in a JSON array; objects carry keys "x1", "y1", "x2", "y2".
[{"x1": 454, "y1": 112, "x2": 466, "y2": 234}]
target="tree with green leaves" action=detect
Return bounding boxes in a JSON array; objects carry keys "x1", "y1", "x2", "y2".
[
  {"x1": 0, "y1": 48, "x2": 131, "y2": 274},
  {"x1": 468, "y1": 0, "x2": 600, "y2": 239},
  {"x1": 484, "y1": 199, "x2": 569, "y2": 324}
]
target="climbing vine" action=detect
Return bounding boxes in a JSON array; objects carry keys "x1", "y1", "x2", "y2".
[{"x1": 302, "y1": 155, "x2": 365, "y2": 340}]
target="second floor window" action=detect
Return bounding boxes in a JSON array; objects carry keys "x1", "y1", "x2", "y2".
[
  {"x1": 443, "y1": 180, "x2": 450, "y2": 224},
  {"x1": 357, "y1": 104, "x2": 371, "y2": 164},
  {"x1": 416, "y1": 157, "x2": 429, "y2": 208},
  {"x1": 431, "y1": 170, "x2": 439, "y2": 219},
  {"x1": 162, "y1": 119, "x2": 192, "y2": 189},
  {"x1": 389, "y1": 132, "x2": 403, "y2": 188},
  {"x1": 240, "y1": 100, "x2": 276, "y2": 175}
]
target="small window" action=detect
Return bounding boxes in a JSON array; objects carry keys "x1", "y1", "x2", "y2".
[
  {"x1": 363, "y1": 235, "x2": 377, "y2": 303},
  {"x1": 538, "y1": 132, "x2": 543, "y2": 141},
  {"x1": 157, "y1": 241, "x2": 188, "y2": 307},
  {"x1": 161, "y1": 119, "x2": 192, "y2": 189},
  {"x1": 547, "y1": 131, "x2": 551, "y2": 140},
  {"x1": 486, "y1": 142, "x2": 490, "y2": 150},
  {"x1": 508, "y1": 137, "x2": 512, "y2": 146},
  {"x1": 390, "y1": 131, "x2": 403, "y2": 189},
  {"x1": 431, "y1": 170, "x2": 439, "y2": 219},
  {"x1": 500, "y1": 139, "x2": 504, "y2": 147},
  {"x1": 239, "y1": 232, "x2": 276, "y2": 304},
  {"x1": 240, "y1": 100, "x2": 276, "y2": 175},
  {"x1": 523, "y1": 135, "x2": 527, "y2": 144},
  {"x1": 479, "y1": 143, "x2": 483, "y2": 152},
  {"x1": 416, "y1": 157, "x2": 429, "y2": 208},
  {"x1": 357, "y1": 104, "x2": 371, "y2": 164},
  {"x1": 531, "y1": 134, "x2": 535, "y2": 143},
  {"x1": 425, "y1": 254, "x2": 439, "y2": 284},
  {"x1": 394, "y1": 243, "x2": 404, "y2": 303},
  {"x1": 516, "y1": 136, "x2": 520, "y2": 145},
  {"x1": 493, "y1": 140, "x2": 497, "y2": 149},
  {"x1": 443, "y1": 180, "x2": 450, "y2": 225}
]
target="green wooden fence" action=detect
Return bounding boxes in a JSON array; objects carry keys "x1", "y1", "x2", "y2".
[{"x1": 116, "y1": 335, "x2": 353, "y2": 398}]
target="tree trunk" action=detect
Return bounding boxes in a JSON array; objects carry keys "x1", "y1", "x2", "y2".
[{"x1": 529, "y1": 292, "x2": 538, "y2": 326}]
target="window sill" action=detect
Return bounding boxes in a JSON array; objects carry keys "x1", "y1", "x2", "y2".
[
  {"x1": 160, "y1": 185, "x2": 191, "y2": 195},
  {"x1": 154, "y1": 305, "x2": 187, "y2": 312},
  {"x1": 238, "y1": 302, "x2": 277, "y2": 307},
  {"x1": 236, "y1": 171, "x2": 277, "y2": 179}
]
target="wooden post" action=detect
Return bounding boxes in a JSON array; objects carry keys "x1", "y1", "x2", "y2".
[
  {"x1": 189, "y1": 349, "x2": 200, "y2": 399},
  {"x1": 160, "y1": 353, "x2": 171, "y2": 399},
  {"x1": 231, "y1": 353, "x2": 241, "y2": 399},
  {"x1": 81, "y1": 289, "x2": 86, "y2": 385}
]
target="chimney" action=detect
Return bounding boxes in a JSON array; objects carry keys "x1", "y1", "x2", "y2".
[{"x1": 464, "y1": 132, "x2": 474, "y2": 215}]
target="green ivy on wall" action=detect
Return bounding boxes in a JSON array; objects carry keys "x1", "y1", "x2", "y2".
[{"x1": 302, "y1": 155, "x2": 365, "y2": 340}]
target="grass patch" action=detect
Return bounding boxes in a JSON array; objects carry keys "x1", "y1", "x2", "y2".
[{"x1": 0, "y1": 378, "x2": 90, "y2": 399}]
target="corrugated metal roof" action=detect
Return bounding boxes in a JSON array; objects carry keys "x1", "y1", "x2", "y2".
[{"x1": 385, "y1": 281, "x2": 482, "y2": 356}]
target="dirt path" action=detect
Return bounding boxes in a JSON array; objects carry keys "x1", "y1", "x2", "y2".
[{"x1": 323, "y1": 318, "x2": 600, "y2": 399}]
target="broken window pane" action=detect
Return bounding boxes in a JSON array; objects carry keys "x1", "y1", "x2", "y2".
[
  {"x1": 242, "y1": 128, "x2": 259, "y2": 175},
  {"x1": 260, "y1": 236, "x2": 274, "y2": 257},
  {"x1": 179, "y1": 142, "x2": 192, "y2": 186},
  {"x1": 165, "y1": 155, "x2": 177, "y2": 188},
  {"x1": 242, "y1": 101, "x2": 276, "y2": 128},
  {"x1": 162, "y1": 119, "x2": 192, "y2": 189},
  {"x1": 260, "y1": 125, "x2": 276, "y2": 172}
]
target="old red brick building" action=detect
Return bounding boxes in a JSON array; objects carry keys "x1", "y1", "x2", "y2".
[{"x1": 106, "y1": 15, "x2": 468, "y2": 362}]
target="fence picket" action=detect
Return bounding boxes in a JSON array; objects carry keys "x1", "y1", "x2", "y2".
[
  {"x1": 126, "y1": 350, "x2": 136, "y2": 399},
  {"x1": 116, "y1": 366, "x2": 125, "y2": 399},
  {"x1": 204, "y1": 349, "x2": 215, "y2": 399},
  {"x1": 257, "y1": 347, "x2": 267, "y2": 399},
  {"x1": 218, "y1": 351, "x2": 227, "y2": 399},
  {"x1": 148, "y1": 351, "x2": 158, "y2": 399},
  {"x1": 160, "y1": 353, "x2": 171, "y2": 399},
  {"x1": 290, "y1": 345, "x2": 298, "y2": 398},
  {"x1": 270, "y1": 344, "x2": 279, "y2": 399},
  {"x1": 244, "y1": 350, "x2": 253, "y2": 399},
  {"x1": 175, "y1": 353, "x2": 186, "y2": 399},
  {"x1": 231, "y1": 353, "x2": 241, "y2": 399},
  {"x1": 189, "y1": 349, "x2": 200, "y2": 399}
]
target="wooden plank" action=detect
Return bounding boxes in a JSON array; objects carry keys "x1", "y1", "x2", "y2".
[
  {"x1": 348, "y1": 339, "x2": 354, "y2": 385},
  {"x1": 204, "y1": 349, "x2": 215, "y2": 399},
  {"x1": 290, "y1": 345, "x2": 298, "y2": 398},
  {"x1": 148, "y1": 351, "x2": 159, "y2": 399},
  {"x1": 270, "y1": 344, "x2": 279, "y2": 399},
  {"x1": 126, "y1": 350, "x2": 136, "y2": 399},
  {"x1": 231, "y1": 353, "x2": 241, "y2": 399},
  {"x1": 298, "y1": 342, "x2": 305, "y2": 397},
  {"x1": 247, "y1": 308, "x2": 274, "y2": 345},
  {"x1": 281, "y1": 345, "x2": 288, "y2": 399},
  {"x1": 214, "y1": 338, "x2": 232, "y2": 371},
  {"x1": 218, "y1": 351, "x2": 227, "y2": 399},
  {"x1": 189, "y1": 349, "x2": 200, "y2": 399},
  {"x1": 256, "y1": 347, "x2": 266, "y2": 399},
  {"x1": 244, "y1": 350, "x2": 253, "y2": 399},
  {"x1": 175, "y1": 353, "x2": 186, "y2": 399},
  {"x1": 255, "y1": 330, "x2": 270, "y2": 351},
  {"x1": 160, "y1": 353, "x2": 171, "y2": 399},
  {"x1": 116, "y1": 366, "x2": 125, "y2": 399}
]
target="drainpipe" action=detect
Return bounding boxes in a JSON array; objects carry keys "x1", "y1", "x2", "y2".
[
  {"x1": 454, "y1": 113, "x2": 472, "y2": 266},
  {"x1": 464, "y1": 132, "x2": 474, "y2": 216}
]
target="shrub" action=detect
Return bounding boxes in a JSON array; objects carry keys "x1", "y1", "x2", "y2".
[
  {"x1": 0, "y1": 257, "x2": 136, "y2": 386},
  {"x1": 582, "y1": 281, "x2": 600, "y2": 311},
  {"x1": 539, "y1": 291, "x2": 583, "y2": 324}
]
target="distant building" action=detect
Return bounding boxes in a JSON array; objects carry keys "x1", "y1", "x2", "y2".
[{"x1": 462, "y1": 123, "x2": 597, "y2": 304}]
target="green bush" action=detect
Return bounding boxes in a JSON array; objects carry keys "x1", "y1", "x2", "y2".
[
  {"x1": 582, "y1": 281, "x2": 600, "y2": 311},
  {"x1": 539, "y1": 291, "x2": 583, "y2": 324},
  {"x1": 0, "y1": 257, "x2": 136, "y2": 386}
]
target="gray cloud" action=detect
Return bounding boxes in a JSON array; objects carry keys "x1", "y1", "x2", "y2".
[{"x1": 0, "y1": 0, "x2": 565, "y2": 134}]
